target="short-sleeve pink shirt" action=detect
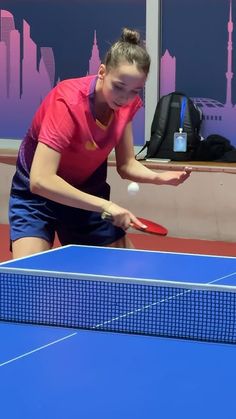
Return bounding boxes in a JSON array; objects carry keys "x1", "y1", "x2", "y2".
[{"x1": 27, "y1": 75, "x2": 142, "y2": 187}]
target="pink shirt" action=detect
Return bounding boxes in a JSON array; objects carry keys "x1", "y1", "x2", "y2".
[{"x1": 22, "y1": 75, "x2": 142, "y2": 187}]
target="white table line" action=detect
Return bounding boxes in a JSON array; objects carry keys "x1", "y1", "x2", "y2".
[{"x1": 0, "y1": 332, "x2": 77, "y2": 367}]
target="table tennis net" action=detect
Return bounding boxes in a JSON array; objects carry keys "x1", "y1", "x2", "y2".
[{"x1": 0, "y1": 272, "x2": 236, "y2": 344}]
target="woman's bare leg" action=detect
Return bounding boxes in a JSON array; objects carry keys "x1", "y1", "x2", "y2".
[
  {"x1": 106, "y1": 235, "x2": 135, "y2": 249},
  {"x1": 12, "y1": 237, "x2": 52, "y2": 259}
]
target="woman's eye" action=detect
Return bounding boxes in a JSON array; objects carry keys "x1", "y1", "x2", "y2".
[
  {"x1": 132, "y1": 89, "x2": 141, "y2": 95},
  {"x1": 114, "y1": 84, "x2": 123, "y2": 90}
]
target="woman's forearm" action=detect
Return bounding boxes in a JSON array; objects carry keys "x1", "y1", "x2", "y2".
[
  {"x1": 117, "y1": 158, "x2": 190, "y2": 186},
  {"x1": 30, "y1": 173, "x2": 111, "y2": 212}
]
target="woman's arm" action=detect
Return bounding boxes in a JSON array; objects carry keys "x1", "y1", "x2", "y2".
[
  {"x1": 30, "y1": 142, "x2": 111, "y2": 212},
  {"x1": 30, "y1": 142, "x2": 144, "y2": 230},
  {"x1": 115, "y1": 122, "x2": 191, "y2": 185}
]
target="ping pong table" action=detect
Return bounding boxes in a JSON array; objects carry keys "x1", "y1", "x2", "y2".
[{"x1": 0, "y1": 245, "x2": 236, "y2": 419}]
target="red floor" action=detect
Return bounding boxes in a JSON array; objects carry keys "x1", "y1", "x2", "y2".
[{"x1": 1, "y1": 224, "x2": 236, "y2": 262}]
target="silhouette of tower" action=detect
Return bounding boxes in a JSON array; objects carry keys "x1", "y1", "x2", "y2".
[
  {"x1": 40, "y1": 47, "x2": 55, "y2": 87},
  {"x1": 9, "y1": 28, "x2": 20, "y2": 100},
  {"x1": 192, "y1": 0, "x2": 236, "y2": 143},
  {"x1": 160, "y1": 49, "x2": 176, "y2": 97},
  {"x1": 0, "y1": 40, "x2": 7, "y2": 98},
  {"x1": 88, "y1": 30, "x2": 101, "y2": 75},
  {"x1": 225, "y1": 0, "x2": 233, "y2": 107},
  {"x1": 0, "y1": 10, "x2": 15, "y2": 97}
]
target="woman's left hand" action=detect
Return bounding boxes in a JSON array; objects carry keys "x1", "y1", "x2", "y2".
[{"x1": 154, "y1": 169, "x2": 191, "y2": 186}]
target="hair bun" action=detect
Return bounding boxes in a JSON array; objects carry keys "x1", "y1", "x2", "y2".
[
  {"x1": 120, "y1": 28, "x2": 141, "y2": 45},
  {"x1": 104, "y1": 27, "x2": 150, "y2": 76}
]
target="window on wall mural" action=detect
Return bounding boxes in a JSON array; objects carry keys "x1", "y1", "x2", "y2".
[
  {"x1": 0, "y1": 0, "x2": 146, "y2": 145},
  {"x1": 160, "y1": 0, "x2": 236, "y2": 146}
]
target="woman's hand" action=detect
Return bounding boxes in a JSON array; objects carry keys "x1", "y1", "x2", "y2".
[
  {"x1": 102, "y1": 202, "x2": 146, "y2": 231},
  {"x1": 154, "y1": 169, "x2": 191, "y2": 186}
]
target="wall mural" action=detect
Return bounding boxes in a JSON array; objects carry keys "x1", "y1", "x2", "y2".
[
  {"x1": 161, "y1": 0, "x2": 236, "y2": 146},
  {"x1": 0, "y1": 0, "x2": 146, "y2": 145}
]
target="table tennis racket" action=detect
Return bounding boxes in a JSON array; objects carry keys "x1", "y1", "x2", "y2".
[{"x1": 101, "y1": 211, "x2": 168, "y2": 236}]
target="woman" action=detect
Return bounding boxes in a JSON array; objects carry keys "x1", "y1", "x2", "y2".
[{"x1": 9, "y1": 28, "x2": 190, "y2": 258}]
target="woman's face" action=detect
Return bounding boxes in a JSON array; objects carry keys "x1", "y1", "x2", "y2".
[{"x1": 98, "y1": 63, "x2": 146, "y2": 110}]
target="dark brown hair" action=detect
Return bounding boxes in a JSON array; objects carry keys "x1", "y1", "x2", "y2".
[{"x1": 104, "y1": 28, "x2": 150, "y2": 76}]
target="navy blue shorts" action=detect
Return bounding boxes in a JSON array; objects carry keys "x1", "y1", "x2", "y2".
[{"x1": 9, "y1": 188, "x2": 125, "y2": 247}]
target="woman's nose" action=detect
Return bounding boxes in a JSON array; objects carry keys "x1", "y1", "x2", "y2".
[{"x1": 118, "y1": 92, "x2": 129, "y2": 103}]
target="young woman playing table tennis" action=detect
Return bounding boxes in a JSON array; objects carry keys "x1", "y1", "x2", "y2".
[{"x1": 9, "y1": 27, "x2": 191, "y2": 258}]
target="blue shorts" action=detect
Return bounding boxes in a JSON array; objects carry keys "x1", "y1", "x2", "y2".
[{"x1": 9, "y1": 187, "x2": 125, "y2": 247}]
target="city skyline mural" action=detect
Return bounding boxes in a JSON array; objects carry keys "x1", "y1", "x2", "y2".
[
  {"x1": 160, "y1": 0, "x2": 236, "y2": 146},
  {"x1": 0, "y1": 0, "x2": 146, "y2": 144},
  {"x1": 2, "y1": 1, "x2": 235, "y2": 150}
]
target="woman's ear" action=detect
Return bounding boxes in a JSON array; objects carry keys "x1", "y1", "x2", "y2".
[{"x1": 97, "y1": 64, "x2": 106, "y2": 80}]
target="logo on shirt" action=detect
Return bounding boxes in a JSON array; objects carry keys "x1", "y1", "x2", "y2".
[{"x1": 84, "y1": 139, "x2": 98, "y2": 151}]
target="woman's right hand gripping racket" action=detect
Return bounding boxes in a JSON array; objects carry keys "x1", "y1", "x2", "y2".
[{"x1": 101, "y1": 211, "x2": 168, "y2": 236}]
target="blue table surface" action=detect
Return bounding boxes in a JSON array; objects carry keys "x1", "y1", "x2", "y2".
[
  {"x1": 1, "y1": 247, "x2": 236, "y2": 418},
  {"x1": 1, "y1": 245, "x2": 236, "y2": 286},
  {"x1": 0, "y1": 322, "x2": 236, "y2": 419}
]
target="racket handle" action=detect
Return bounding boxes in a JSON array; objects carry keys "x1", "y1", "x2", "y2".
[
  {"x1": 101, "y1": 211, "x2": 137, "y2": 227},
  {"x1": 101, "y1": 211, "x2": 113, "y2": 221},
  {"x1": 101, "y1": 211, "x2": 144, "y2": 230}
]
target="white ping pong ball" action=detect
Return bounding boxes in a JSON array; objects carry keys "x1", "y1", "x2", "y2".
[{"x1": 127, "y1": 182, "x2": 140, "y2": 195}]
